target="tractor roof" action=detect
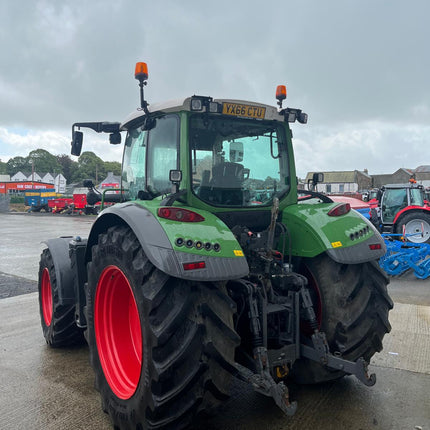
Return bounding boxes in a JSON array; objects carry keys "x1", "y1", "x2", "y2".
[
  {"x1": 120, "y1": 97, "x2": 283, "y2": 130},
  {"x1": 382, "y1": 183, "x2": 423, "y2": 189}
]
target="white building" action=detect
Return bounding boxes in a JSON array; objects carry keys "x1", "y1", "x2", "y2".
[
  {"x1": 54, "y1": 174, "x2": 67, "y2": 193},
  {"x1": 41, "y1": 172, "x2": 55, "y2": 184},
  {"x1": 11, "y1": 171, "x2": 28, "y2": 181},
  {"x1": 10, "y1": 171, "x2": 67, "y2": 193}
]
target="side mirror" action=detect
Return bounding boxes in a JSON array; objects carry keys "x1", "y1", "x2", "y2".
[
  {"x1": 109, "y1": 132, "x2": 121, "y2": 145},
  {"x1": 71, "y1": 131, "x2": 83, "y2": 156},
  {"x1": 308, "y1": 172, "x2": 324, "y2": 191},
  {"x1": 312, "y1": 172, "x2": 324, "y2": 184}
]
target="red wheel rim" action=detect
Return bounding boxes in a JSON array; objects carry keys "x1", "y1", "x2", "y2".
[
  {"x1": 95, "y1": 266, "x2": 142, "y2": 399},
  {"x1": 41, "y1": 268, "x2": 53, "y2": 326}
]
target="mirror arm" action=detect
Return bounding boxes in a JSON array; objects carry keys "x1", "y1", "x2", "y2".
[{"x1": 72, "y1": 122, "x2": 121, "y2": 134}]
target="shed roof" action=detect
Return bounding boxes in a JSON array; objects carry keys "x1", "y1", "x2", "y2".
[{"x1": 415, "y1": 165, "x2": 430, "y2": 173}]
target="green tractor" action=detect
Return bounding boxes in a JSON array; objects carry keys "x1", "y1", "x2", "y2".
[{"x1": 38, "y1": 62, "x2": 393, "y2": 429}]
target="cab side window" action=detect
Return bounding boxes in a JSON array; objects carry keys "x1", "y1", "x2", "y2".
[{"x1": 147, "y1": 115, "x2": 179, "y2": 195}]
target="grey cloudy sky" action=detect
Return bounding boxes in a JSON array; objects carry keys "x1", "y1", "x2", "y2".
[{"x1": 0, "y1": 0, "x2": 429, "y2": 178}]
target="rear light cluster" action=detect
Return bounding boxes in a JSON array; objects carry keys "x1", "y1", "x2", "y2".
[
  {"x1": 175, "y1": 237, "x2": 221, "y2": 252},
  {"x1": 369, "y1": 243, "x2": 382, "y2": 250},
  {"x1": 349, "y1": 225, "x2": 370, "y2": 241},
  {"x1": 158, "y1": 207, "x2": 205, "y2": 222},
  {"x1": 328, "y1": 203, "x2": 351, "y2": 217},
  {"x1": 183, "y1": 261, "x2": 206, "y2": 271}
]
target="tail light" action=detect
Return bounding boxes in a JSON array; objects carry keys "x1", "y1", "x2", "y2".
[
  {"x1": 328, "y1": 203, "x2": 351, "y2": 217},
  {"x1": 183, "y1": 261, "x2": 206, "y2": 271},
  {"x1": 158, "y1": 207, "x2": 205, "y2": 222},
  {"x1": 369, "y1": 244, "x2": 382, "y2": 250}
]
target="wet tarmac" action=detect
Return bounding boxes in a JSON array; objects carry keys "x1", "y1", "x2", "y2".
[{"x1": 0, "y1": 213, "x2": 429, "y2": 430}]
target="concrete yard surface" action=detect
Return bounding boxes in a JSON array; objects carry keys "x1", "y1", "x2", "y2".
[{"x1": 0, "y1": 292, "x2": 428, "y2": 430}]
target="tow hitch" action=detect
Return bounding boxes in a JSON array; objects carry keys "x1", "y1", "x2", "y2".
[{"x1": 233, "y1": 279, "x2": 376, "y2": 418}]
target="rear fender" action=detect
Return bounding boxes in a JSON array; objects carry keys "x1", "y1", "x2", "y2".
[
  {"x1": 42, "y1": 237, "x2": 75, "y2": 305},
  {"x1": 282, "y1": 204, "x2": 386, "y2": 264},
  {"x1": 393, "y1": 206, "x2": 430, "y2": 225},
  {"x1": 86, "y1": 202, "x2": 249, "y2": 281}
]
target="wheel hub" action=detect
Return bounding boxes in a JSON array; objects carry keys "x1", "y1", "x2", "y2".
[{"x1": 404, "y1": 219, "x2": 430, "y2": 243}]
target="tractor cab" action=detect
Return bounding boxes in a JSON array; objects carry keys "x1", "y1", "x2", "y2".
[
  {"x1": 121, "y1": 107, "x2": 291, "y2": 209},
  {"x1": 380, "y1": 183, "x2": 425, "y2": 223}
]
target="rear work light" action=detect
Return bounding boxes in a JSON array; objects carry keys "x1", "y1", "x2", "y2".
[
  {"x1": 328, "y1": 203, "x2": 351, "y2": 217},
  {"x1": 158, "y1": 207, "x2": 205, "y2": 222},
  {"x1": 183, "y1": 261, "x2": 206, "y2": 271}
]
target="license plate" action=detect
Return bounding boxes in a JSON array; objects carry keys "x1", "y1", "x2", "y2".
[{"x1": 222, "y1": 102, "x2": 266, "y2": 119}]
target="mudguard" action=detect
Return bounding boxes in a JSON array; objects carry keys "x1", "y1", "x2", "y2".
[
  {"x1": 42, "y1": 237, "x2": 75, "y2": 305},
  {"x1": 393, "y1": 206, "x2": 430, "y2": 225},
  {"x1": 282, "y1": 203, "x2": 386, "y2": 264},
  {"x1": 85, "y1": 202, "x2": 249, "y2": 281}
]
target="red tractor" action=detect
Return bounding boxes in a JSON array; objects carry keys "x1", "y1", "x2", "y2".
[{"x1": 369, "y1": 183, "x2": 430, "y2": 243}]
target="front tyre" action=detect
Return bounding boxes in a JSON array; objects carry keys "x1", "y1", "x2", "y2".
[
  {"x1": 38, "y1": 248, "x2": 84, "y2": 347},
  {"x1": 86, "y1": 225, "x2": 239, "y2": 429},
  {"x1": 292, "y1": 254, "x2": 393, "y2": 384}
]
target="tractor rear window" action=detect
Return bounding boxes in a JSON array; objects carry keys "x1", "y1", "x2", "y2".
[{"x1": 190, "y1": 115, "x2": 290, "y2": 207}]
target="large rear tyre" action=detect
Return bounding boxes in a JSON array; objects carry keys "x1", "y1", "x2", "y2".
[
  {"x1": 86, "y1": 225, "x2": 239, "y2": 429},
  {"x1": 38, "y1": 248, "x2": 84, "y2": 347},
  {"x1": 292, "y1": 254, "x2": 393, "y2": 384},
  {"x1": 395, "y1": 212, "x2": 430, "y2": 244}
]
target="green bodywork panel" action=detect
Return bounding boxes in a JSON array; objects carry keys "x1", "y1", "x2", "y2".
[
  {"x1": 135, "y1": 197, "x2": 376, "y2": 262},
  {"x1": 281, "y1": 202, "x2": 376, "y2": 257},
  {"x1": 135, "y1": 199, "x2": 244, "y2": 259}
]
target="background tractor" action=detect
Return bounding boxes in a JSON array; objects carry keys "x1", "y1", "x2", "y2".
[
  {"x1": 369, "y1": 182, "x2": 430, "y2": 244},
  {"x1": 38, "y1": 62, "x2": 393, "y2": 429}
]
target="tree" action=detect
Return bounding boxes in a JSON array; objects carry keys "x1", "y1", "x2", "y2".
[
  {"x1": 6, "y1": 156, "x2": 31, "y2": 175},
  {"x1": 72, "y1": 151, "x2": 106, "y2": 184},
  {"x1": 103, "y1": 161, "x2": 121, "y2": 176},
  {"x1": 0, "y1": 159, "x2": 7, "y2": 175},
  {"x1": 56, "y1": 154, "x2": 78, "y2": 183},
  {"x1": 28, "y1": 149, "x2": 62, "y2": 174}
]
